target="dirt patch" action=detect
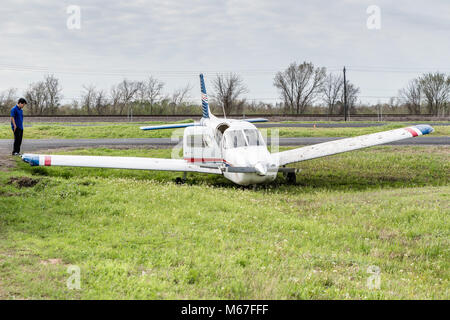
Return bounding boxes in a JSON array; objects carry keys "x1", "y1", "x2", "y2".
[
  {"x1": 40, "y1": 258, "x2": 63, "y2": 265},
  {"x1": 0, "y1": 190, "x2": 20, "y2": 197},
  {"x1": 378, "y1": 229, "x2": 400, "y2": 241},
  {"x1": 8, "y1": 176, "x2": 40, "y2": 188},
  {"x1": 0, "y1": 154, "x2": 16, "y2": 171}
]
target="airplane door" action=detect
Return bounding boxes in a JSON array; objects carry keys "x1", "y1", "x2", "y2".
[
  {"x1": 183, "y1": 127, "x2": 221, "y2": 165},
  {"x1": 202, "y1": 128, "x2": 221, "y2": 163}
]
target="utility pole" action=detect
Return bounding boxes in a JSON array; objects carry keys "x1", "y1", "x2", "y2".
[{"x1": 343, "y1": 66, "x2": 348, "y2": 121}]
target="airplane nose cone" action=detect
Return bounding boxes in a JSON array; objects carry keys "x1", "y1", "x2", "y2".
[{"x1": 254, "y1": 162, "x2": 267, "y2": 176}]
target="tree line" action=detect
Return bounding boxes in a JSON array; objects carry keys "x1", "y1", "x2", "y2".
[
  {"x1": 399, "y1": 73, "x2": 450, "y2": 117},
  {"x1": 0, "y1": 62, "x2": 449, "y2": 116}
]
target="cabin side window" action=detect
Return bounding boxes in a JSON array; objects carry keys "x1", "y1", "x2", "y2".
[{"x1": 187, "y1": 135, "x2": 209, "y2": 148}]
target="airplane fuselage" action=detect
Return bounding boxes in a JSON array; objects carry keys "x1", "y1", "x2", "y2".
[{"x1": 183, "y1": 116, "x2": 278, "y2": 185}]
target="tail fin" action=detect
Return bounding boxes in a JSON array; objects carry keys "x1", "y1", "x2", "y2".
[{"x1": 200, "y1": 73, "x2": 211, "y2": 119}]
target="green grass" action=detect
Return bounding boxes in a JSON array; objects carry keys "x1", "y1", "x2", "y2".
[
  {"x1": 0, "y1": 146, "x2": 448, "y2": 299},
  {"x1": 0, "y1": 122, "x2": 448, "y2": 139}
]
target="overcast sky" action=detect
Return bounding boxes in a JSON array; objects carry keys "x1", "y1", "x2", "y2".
[{"x1": 0, "y1": 0, "x2": 449, "y2": 106}]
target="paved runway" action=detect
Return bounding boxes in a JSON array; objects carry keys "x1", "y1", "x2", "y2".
[{"x1": 0, "y1": 136, "x2": 448, "y2": 153}]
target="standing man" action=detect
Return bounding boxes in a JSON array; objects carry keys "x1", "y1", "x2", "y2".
[{"x1": 11, "y1": 98, "x2": 27, "y2": 156}]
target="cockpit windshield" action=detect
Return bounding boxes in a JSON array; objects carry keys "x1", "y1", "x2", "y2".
[
  {"x1": 224, "y1": 129, "x2": 265, "y2": 148},
  {"x1": 224, "y1": 130, "x2": 247, "y2": 149},
  {"x1": 244, "y1": 129, "x2": 264, "y2": 146}
]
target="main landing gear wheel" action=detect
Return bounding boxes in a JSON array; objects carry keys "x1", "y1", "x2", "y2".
[
  {"x1": 286, "y1": 172, "x2": 296, "y2": 184},
  {"x1": 175, "y1": 172, "x2": 187, "y2": 184}
]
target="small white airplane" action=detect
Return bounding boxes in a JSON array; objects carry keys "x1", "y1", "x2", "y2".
[{"x1": 22, "y1": 74, "x2": 434, "y2": 186}]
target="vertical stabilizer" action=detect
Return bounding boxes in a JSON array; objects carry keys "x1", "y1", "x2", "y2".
[{"x1": 200, "y1": 73, "x2": 211, "y2": 118}]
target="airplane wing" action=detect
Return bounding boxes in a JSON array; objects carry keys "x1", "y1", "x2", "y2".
[
  {"x1": 272, "y1": 124, "x2": 434, "y2": 166},
  {"x1": 140, "y1": 123, "x2": 199, "y2": 130},
  {"x1": 21, "y1": 154, "x2": 222, "y2": 174}
]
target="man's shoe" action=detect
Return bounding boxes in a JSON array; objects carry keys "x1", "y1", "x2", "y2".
[{"x1": 12, "y1": 152, "x2": 21, "y2": 156}]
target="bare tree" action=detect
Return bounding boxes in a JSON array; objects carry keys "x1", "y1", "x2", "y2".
[
  {"x1": 70, "y1": 99, "x2": 80, "y2": 113},
  {"x1": 24, "y1": 75, "x2": 62, "y2": 115},
  {"x1": 81, "y1": 85, "x2": 97, "y2": 115},
  {"x1": 117, "y1": 79, "x2": 140, "y2": 115},
  {"x1": 399, "y1": 79, "x2": 422, "y2": 114},
  {"x1": 170, "y1": 84, "x2": 192, "y2": 114},
  {"x1": 44, "y1": 74, "x2": 62, "y2": 114},
  {"x1": 0, "y1": 88, "x2": 17, "y2": 114},
  {"x1": 110, "y1": 84, "x2": 122, "y2": 115},
  {"x1": 134, "y1": 77, "x2": 164, "y2": 114},
  {"x1": 321, "y1": 73, "x2": 343, "y2": 115},
  {"x1": 135, "y1": 81, "x2": 146, "y2": 114},
  {"x1": 274, "y1": 62, "x2": 326, "y2": 114},
  {"x1": 143, "y1": 76, "x2": 164, "y2": 114},
  {"x1": 418, "y1": 72, "x2": 450, "y2": 116},
  {"x1": 94, "y1": 89, "x2": 108, "y2": 115},
  {"x1": 24, "y1": 81, "x2": 47, "y2": 115},
  {"x1": 344, "y1": 81, "x2": 360, "y2": 113},
  {"x1": 386, "y1": 96, "x2": 402, "y2": 113},
  {"x1": 211, "y1": 73, "x2": 248, "y2": 116}
]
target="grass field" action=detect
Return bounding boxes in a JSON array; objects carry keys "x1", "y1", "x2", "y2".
[
  {"x1": 0, "y1": 146, "x2": 448, "y2": 299},
  {"x1": 0, "y1": 121, "x2": 449, "y2": 139}
]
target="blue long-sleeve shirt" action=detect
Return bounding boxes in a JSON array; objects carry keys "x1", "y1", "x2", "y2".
[{"x1": 10, "y1": 105, "x2": 23, "y2": 131}]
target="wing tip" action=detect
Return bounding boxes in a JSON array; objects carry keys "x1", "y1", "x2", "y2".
[
  {"x1": 22, "y1": 154, "x2": 40, "y2": 166},
  {"x1": 414, "y1": 124, "x2": 434, "y2": 135}
]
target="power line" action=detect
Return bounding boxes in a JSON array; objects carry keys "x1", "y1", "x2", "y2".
[
  {"x1": 0, "y1": 63, "x2": 448, "y2": 76},
  {"x1": 1, "y1": 63, "x2": 446, "y2": 104}
]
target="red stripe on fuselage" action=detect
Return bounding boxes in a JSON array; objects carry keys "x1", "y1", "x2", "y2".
[
  {"x1": 44, "y1": 156, "x2": 51, "y2": 166},
  {"x1": 184, "y1": 158, "x2": 223, "y2": 163},
  {"x1": 184, "y1": 158, "x2": 233, "y2": 167},
  {"x1": 405, "y1": 128, "x2": 418, "y2": 137}
]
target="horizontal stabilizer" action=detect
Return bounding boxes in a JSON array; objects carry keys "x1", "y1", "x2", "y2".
[
  {"x1": 244, "y1": 118, "x2": 268, "y2": 123},
  {"x1": 140, "y1": 123, "x2": 199, "y2": 131}
]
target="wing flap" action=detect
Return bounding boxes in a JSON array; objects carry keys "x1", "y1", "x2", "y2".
[
  {"x1": 272, "y1": 125, "x2": 434, "y2": 166},
  {"x1": 22, "y1": 154, "x2": 222, "y2": 174}
]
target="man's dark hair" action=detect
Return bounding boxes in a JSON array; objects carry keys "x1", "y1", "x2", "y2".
[{"x1": 18, "y1": 98, "x2": 27, "y2": 105}]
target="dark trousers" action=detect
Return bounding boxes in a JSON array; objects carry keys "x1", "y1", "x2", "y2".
[{"x1": 12, "y1": 128, "x2": 23, "y2": 154}]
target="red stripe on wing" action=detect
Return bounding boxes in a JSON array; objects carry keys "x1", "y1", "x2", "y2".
[{"x1": 405, "y1": 128, "x2": 418, "y2": 137}]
